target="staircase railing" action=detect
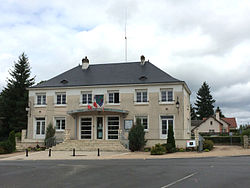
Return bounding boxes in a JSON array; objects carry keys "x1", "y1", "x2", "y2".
[{"x1": 119, "y1": 130, "x2": 129, "y2": 149}]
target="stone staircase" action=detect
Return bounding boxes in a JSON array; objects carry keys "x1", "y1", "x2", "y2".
[{"x1": 51, "y1": 140, "x2": 129, "y2": 152}]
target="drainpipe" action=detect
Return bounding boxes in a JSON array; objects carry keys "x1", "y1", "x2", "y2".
[{"x1": 75, "y1": 116, "x2": 77, "y2": 139}]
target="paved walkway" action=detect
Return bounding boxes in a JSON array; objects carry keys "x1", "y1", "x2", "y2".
[{"x1": 0, "y1": 145, "x2": 249, "y2": 161}]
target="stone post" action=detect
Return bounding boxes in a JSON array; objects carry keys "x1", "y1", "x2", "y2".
[
  {"x1": 243, "y1": 135, "x2": 249, "y2": 149},
  {"x1": 21, "y1": 129, "x2": 27, "y2": 142},
  {"x1": 194, "y1": 129, "x2": 199, "y2": 147}
]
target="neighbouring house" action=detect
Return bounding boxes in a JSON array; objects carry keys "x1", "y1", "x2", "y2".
[
  {"x1": 191, "y1": 110, "x2": 237, "y2": 134},
  {"x1": 23, "y1": 56, "x2": 191, "y2": 150}
]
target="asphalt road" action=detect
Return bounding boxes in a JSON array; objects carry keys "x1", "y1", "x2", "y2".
[{"x1": 0, "y1": 156, "x2": 250, "y2": 188}]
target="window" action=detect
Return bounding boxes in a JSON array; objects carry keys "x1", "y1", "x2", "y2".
[
  {"x1": 136, "y1": 90, "x2": 148, "y2": 103},
  {"x1": 135, "y1": 116, "x2": 148, "y2": 130},
  {"x1": 82, "y1": 92, "x2": 92, "y2": 104},
  {"x1": 35, "y1": 118, "x2": 45, "y2": 136},
  {"x1": 56, "y1": 93, "x2": 66, "y2": 105},
  {"x1": 160, "y1": 89, "x2": 173, "y2": 102},
  {"x1": 107, "y1": 116, "x2": 119, "y2": 139},
  {"x1": 108, "y1": 91, "x2": 119, "y2": 104},
  {"x1": 210, "y1": 121, "x2": 213, "y2": 125},
  {"x1": 160, "y1": 116, "x2": 174, "y2": 138},
  {"x1": 36, "y1": 93, "x2": 46, "y2": 105},
  {"x1": 55, "y1": 117, "x2": 65, "y2": 131}
]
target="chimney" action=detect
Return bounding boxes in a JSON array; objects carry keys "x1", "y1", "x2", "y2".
[
  {"x1": 140, "y1": 55, "x2": 145, "y2": 65},
  {"x1": 215, "y1": 109, "x2": 220, "y2": 120},
  {"x1": 82, "y1": 56, "x2": 89, "y2": 70}
]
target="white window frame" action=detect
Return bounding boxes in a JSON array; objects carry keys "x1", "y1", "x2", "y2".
[
  {"x1": 81, "y1": 91, "x2": 92, "y2": 105},
  {"x1": 135, "y1": 116, "x2": 149, "y2": 131},
  {"x1": 79, "y1": 116, "x2": 93, "y2": 140},
  {"x1": 135, "y1": 89, "x2": 148, "y2": 104},
  {"x1": 107, "y1": 90, "x2": 120, "y2": 105},
  {"x1": 35, "y1": 93, "x2": 46, "y2": 106},
  {"x1": 159, "y1": 89, "x2": 174, "y2": 104},
  {"x1": 160, "y1": 115, "x2": 174, "y2": 139},
  {"x1": 106, "y1": 116, "x2": 120, "y2": 140},
  {"x1": 34, "y1": 117, "x2": 46, "y2": 139},
  {"x1": 54, "y1": 117, "x2": 66, "y2": 131},
  {"x1": 55, "y1": 92, "x2": 67, "y2": 106}
]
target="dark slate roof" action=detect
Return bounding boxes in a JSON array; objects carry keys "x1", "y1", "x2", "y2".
[{"x1": 31, "y1": 61, "x2": 182, "y2": 88}]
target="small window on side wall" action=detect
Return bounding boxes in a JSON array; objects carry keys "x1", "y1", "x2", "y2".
[
  {"x1": 160, "y1": 89, "x2": 173, "y2": 102},
  {"x1": 36, "y1": 93, "x2": 46, "y2": 105}
]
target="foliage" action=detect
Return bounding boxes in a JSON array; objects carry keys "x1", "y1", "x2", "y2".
[
  {"x1": 215, "y1": 106, "x2": 225, "y2": 118},
  {"x1": 45, "y1": 123, "x2": 56, "y2": 148},
  {"x1": 0, "y1": 53, "x2": 35, "y2": 137},
  {"x1": 144, "y1": 147, "x2": 151, "y2": 152},
  {"x1": 195, "y1": 82, "x2": 215, "y2": 120},
  {"x1": 203, "y1": 136, "x2": 241, "y2": 145},
  {"x1": 166, "y1": 123, "x2": 176, "y2": 153},
  {"x1": 190, "y1": 104, "x2": 197, "y2": 120},
  {"x1": 15, "y1": 132, "x2": 21, "y2": 140},
  {"x1": 0, "y1": 130, "x2": 16, "y2": 154},
  {"x1": 151, "y1": 144, "x2": 166, "y2": 155},
  {"x1": 128, "y1": 118, "x2": 146, "y2": 151},
  {"x1": 204, "y1": 149, "x2": 210, "y2": 152},
  {"x1": 203, "y1": 140, "x2": 214, "y2": 150},
  {"x1": 241, "y1": 129, "x2": 250, "y2": 137}
]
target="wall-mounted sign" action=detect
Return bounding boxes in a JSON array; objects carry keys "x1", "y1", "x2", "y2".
[
  {"x1": 124, "y1": 120, "x2": 133, "y2": 130},
  {"x1": 186, "y1": 140, "x2": 196, "y2": 147}
]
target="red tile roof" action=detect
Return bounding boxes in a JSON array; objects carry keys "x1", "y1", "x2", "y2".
[{"x1": 221, "y1": 118, "x2": 237, "y2": 128}]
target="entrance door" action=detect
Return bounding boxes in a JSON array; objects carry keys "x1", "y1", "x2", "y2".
[
  {"x1": 96, "y1": 117, "x2": 103, "y2": 139},
  {"x1": 35, "y1": 118, "x2": 45, "y2": 139},
  {"x1": 80, "y1": 117, "x2": 92, "y2": 139},
  {"x1": 160, "y1": 116, "x2": 174, "y2": 139}
]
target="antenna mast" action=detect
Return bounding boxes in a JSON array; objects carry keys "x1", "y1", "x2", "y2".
[{"x1": 125, "y1": 9, "x2": 127, "y2": 62}]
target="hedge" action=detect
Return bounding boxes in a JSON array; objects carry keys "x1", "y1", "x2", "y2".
[{"x1": 203, "y1": 136, "x2": 241, "y2": 145}]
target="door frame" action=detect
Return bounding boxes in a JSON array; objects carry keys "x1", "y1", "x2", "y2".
[
  {"x1": 79, "y1": 116, "x2": 93, "y2": 140},
  {"x1": 159, "y1": 115, "x2": 175, "y2": 139},
  {"x1": 96, "y1": 116, "x2": 104, "y2": 140}
]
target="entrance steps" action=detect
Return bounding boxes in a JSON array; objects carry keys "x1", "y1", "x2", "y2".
[{"x1": 51, "y1": 140, "x2": 129, "y2": 152}]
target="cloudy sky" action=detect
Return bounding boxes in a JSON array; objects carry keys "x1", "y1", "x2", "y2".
[{"x1": 1, "y1": 0, "x2": 250, "y2": 125}]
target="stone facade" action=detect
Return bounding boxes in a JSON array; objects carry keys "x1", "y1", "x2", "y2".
[{"x1": 27, "y1": 83, "x2": 191, "y2": 148}]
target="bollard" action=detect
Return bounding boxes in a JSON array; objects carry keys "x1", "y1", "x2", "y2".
[
  {"x1": 97, "y1": 148, "x2": 100, "y2": 156},
  {"x1": 26, "y1": 149, "x2": 28, "y2": 157},
  {"x1": 49, "y1": 149, "x2": 51, "y2": 157},
  {"x1": 73, "y1": 148, "x2": 75, "y2": 156}
]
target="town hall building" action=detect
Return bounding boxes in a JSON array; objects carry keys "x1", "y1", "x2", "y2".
[{"x1": 24, "y1": 56, "x2": 191, "y2": 150}]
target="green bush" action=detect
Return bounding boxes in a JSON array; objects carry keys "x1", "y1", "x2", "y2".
[
  {"x1": 15, "y1": 132, "x2": 21, "y2": 140},
  {"x1": 166, "y1": 124, "x2": 176, "y2": 153},
  {"x1": 144, "y1": 147, "x2": 151, "y2": 152},
  {"x1": 177, "y1": 148, "x2": 185, "y2": 152},
  {"x1": 45, "y1": 123, "x2": 56, "y2": 148},
  {"x1": 204, "y1": 149, "x2": 210, "y2": 152},
  {"x1": 203, "y1": 136, "x2": 241, "y2": 145},
  {"x1": 241, "y1": 129, "x2": 250, "y2": 137},
  {"x1": 0, "y1": 130, "x2": 16, "y2": 154},
  {"x1": 128, "y1": 119, "x2": 146, "y2": 152},
  {"x1": 151, "y1": 144, "x2": 166, "y2": 155},
  {"x1": 203, "y1": 140, "x2": 214, "y2": 151}
]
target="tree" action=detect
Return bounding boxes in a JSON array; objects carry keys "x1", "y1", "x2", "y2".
[
  {"x1": 128, "y1": 118, "x2": 146, "y2": 151},
  {"x1": 195, "y1": 82, "x2": 215, "y2": 120},
  {"x1": 45, "y1": 123, "x2": 56, "y2": 148},
  {"x1": 190, "y1": 104, "x2": 197, "y2": 120},
  {"x1": 166, "y1": 124, "x2": 176, "y2": 153},
  {"x1": 0, "y1": 53, "x2": 35, "y2": 136},
  {"x1": 215, "y1": 106, "x2": 225, "y2": 118}
]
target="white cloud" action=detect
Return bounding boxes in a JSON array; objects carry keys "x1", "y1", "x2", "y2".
[{"x1": 1, "y1": 0, "x2": 250, "y2": 124}]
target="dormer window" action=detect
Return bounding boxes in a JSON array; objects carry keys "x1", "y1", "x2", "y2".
[{"x1": 60, "y1": 79, "x2": 68, "y2": 84}]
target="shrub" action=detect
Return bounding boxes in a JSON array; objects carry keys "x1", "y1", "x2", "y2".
[
  {"x1": 166, "y1": 124, "x2": 176, "y2": 153},
  {"x1": 203, "y1": 140, "x2": 214, "y2": 151},
  {"x1": 177, "y1": 148, "x2": 185, "y2": 152},
  {"x1": 0, "y1": 130, "x2": 16, "y2": 154},
  {"x1": 204, "y1": 149, "x2": 210, "y2": 152},
  {"x1": 144, "y1": 147, "x2": 151, "y2": 152},
  {"x1": 45, "y1": 123, "x2": 56, "y2": 148},
  {"x1": 15, "y1": 132, "x2": 21, "y2": 140},
  {"x1": 241, "y1": 129, "x2": 250, "y2": 137},
  {"x1": 151, "y1": 144, "x2": 166, "y2": 155},
  {"x1": 128, "y1": 119, "x2": 146, "y2": 152},
  {"x1": 203, "y1": 136, "x2": 241, "y2": 145}
]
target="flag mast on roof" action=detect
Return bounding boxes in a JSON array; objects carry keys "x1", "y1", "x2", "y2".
[{"x1": 124, "y1": 8, "x2": 127, "y2": 62}]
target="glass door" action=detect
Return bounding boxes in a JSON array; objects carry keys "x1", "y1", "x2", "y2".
[
  {"x1": 81, "y1": 117, "x2": 92, "y2": 139},
  {"x1": 160, "y1": 116, "x2": 174, "y2": 139},
  {"x1": 96, "y1": 117, "x2": 103, "y2": 139}
]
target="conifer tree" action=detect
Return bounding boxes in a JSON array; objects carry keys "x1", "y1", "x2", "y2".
[
  {"x1": 0, "y1": 53, "x2": 35, "y2": 136},
  {"x1": 190, "y1": 104, "x2": 197, "y2": 120},
  {"x1": 195, "y1": 82, "x2": 215, "y2": 120}
]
